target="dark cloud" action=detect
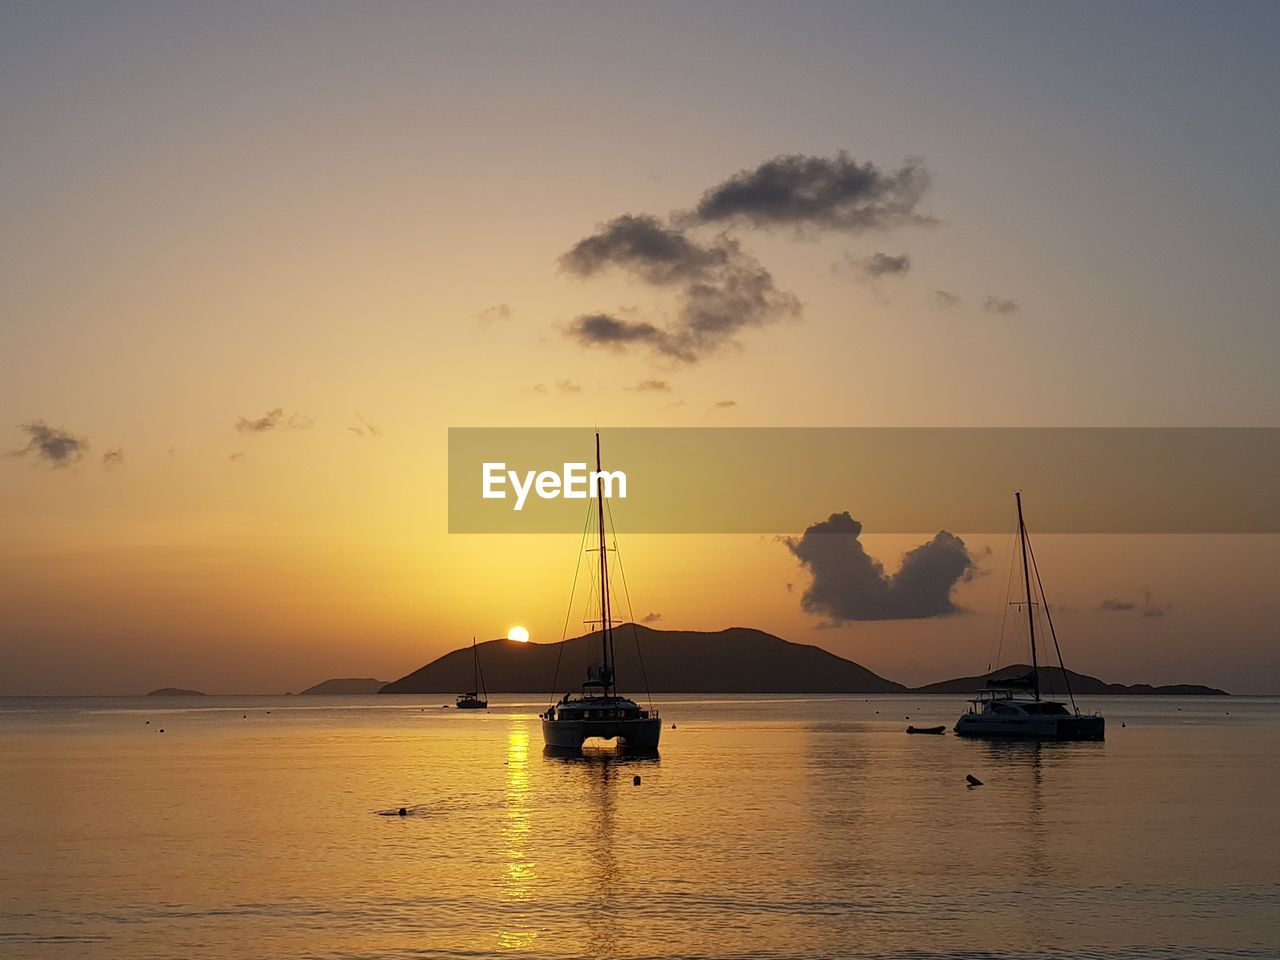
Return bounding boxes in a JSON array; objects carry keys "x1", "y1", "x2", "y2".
[
  {"x1": 632, "y1": 378, "x2": 671, "y2": 392},
  {"x1": 935, "y1": 290, "x2": 963, "y2": 310},
  {"x1": 851, "y1": 252, "x2": 912, "y2": 279},
  {"x1": 348, "y1": 414, "x2": 382, "y2": 439},
  {"x1": 531, "y1": 383, "x2": 549, "y2": 394},
  {"x1": 8, "y1": 422, "x2": 88, "y2": 467},
  {"x1": 473, "y1": 303, "x2": 512, "y2": 327},
  {"x1": 101, "y1": 448, "x2": 124, "y2": 467},
  {"x1": 687, "y1": 152, "x2": 933, "y2": 233},
  {"x1": 713, "y1": 399, "x2": 738, "y2": 408},
  {"x1": 982, "y1": 295, "x2": 1019, "y2": 315},
  {"x1": 785, "y1": 512, "x2": 975, "y2": 621},
  {"x1": 235, "y1": 408, "x2": 314, "y2": 433},
  {"x1": 641, "y1": 611, "x2": 663, "y2": 624},
  {"x1": 562, "y1": 215, "x2": 799, "y2": 363},
  {"x1": 555, "y1": 379, "x2": 582, "y2": 394}
]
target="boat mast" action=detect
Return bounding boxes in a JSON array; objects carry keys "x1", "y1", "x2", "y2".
[
  {"x1": 595, "y1": 431, "x2": 614, "y2": 697},
  {"x1": 1016, "y1": 491, "x2": 1041, "y2": 701}
]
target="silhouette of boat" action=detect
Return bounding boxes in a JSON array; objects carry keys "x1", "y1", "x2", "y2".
[
  {"x1": 954, "y1": 493, "x2": 1105, "y2": 741},
  {"x1": 541, "y1": 433, "x2": 661, "y2": 751},
  {"x1": 906, "y1": 725, "x2": 945, "y2": 735},
  {"x1": 455, "y1": 637, "x2": 488, "y2": 710}
]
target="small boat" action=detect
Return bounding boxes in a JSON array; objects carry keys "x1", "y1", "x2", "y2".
[
  {"x1": 954, "y1": 492, "x2": 1104, "y2": 741},
  {"x1": 540, "y1": 433, "x2": 661, "y2": 751},
  {"x1": 906, "y1": 725, "x2": 946, "y2": 735},
  {"x1": 455, "y1": 637, "x2": 488, "y2": 710}
]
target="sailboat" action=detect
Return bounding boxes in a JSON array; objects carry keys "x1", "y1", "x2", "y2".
[
  {"x1": 455, "y1": 637, "x2": 488, "y2": 710},
  {"x1": 954, "y1": 492, "x2": 1105, "y2": 741},
  {"x1": 540, "y1": 433, "x2": 661, "y2": 751}
]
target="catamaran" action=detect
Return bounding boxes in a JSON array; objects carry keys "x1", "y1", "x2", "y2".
[
  {"x1": 954, "y1": 492, "x2": 1105, "y2": 741},
  {"x1": 540, "y1": 433, "x2": 661, "y2": 751},
  {"x1": 455, "y1": 637, "x2": 488, "y2": 710}
]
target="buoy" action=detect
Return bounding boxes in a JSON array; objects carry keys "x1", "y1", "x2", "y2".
[
  {"x1": 159, "y1": 728, "x2": 165, "y2": 734},
  {"x1": 632, "y1": 775, "x2": 641, "y2": 786},
  {"x1": 145, "y1": 720, "x2": 150, "y2": 724},
  {"x1": 398, "y1": 807, "x2": 407, "y2": 817},
  {"x1": 1121, "y1": 721, "x2": 1126, "y2": 728},
  {"x1": 671, "y1": 723, "x2": 676, "y2": 729},
  {"x1": 965, "y1": 774, "x2": 983, "y2": 787}
]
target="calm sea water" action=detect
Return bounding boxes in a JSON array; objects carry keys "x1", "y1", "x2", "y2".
[{"x1": 1, "y1": 694, "x2": 1277, "y2": 960}]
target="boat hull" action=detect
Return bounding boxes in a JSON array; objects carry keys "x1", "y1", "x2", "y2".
[
  {"x1": 455, "y1": 700, "x2": 487, "y2": 710},
  {"x1": 954, "y1": 714, "x2": 1105, "y2": 741},
  {"x1": 541, "y1": 716, "x2": 662, "y2": 750}
]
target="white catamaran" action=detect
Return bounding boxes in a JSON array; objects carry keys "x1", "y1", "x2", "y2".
[
  {"x1": 540, "y1": 433, "x2": 661, "y2": 751},
  {"x1": 954, "y1": 492, "x2": 1105, "y2": 741}
]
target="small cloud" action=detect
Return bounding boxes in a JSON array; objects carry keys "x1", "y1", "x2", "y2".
[
  {"x1": 101, "y1": 448, "x2": 124, "y2": 468},
  {"x1": 842, "y1": 251, "x2": 911, "y2": 279},
  {"x1": 229, "y1": 452, "x2": 246, "y2": 463},
  {"x1": 1100, "y1": 598, "x2": 1136, "y2": 612},
  {"x1": 632, "y1": 379, "x2": 671, "y2": 393},
  {"x1": 166, "y1": 446, "x2": 177, "y2": 460},
  {"x1": 686, "y1": 152, "x2": 934, "y2": 233},
  {"x1": 473, "y1": 303, "x2": 512, "y2": 327},
  {"x1": 555, "y1": 379, "x2": 582, "y2": 394},
  {"x1": 713, "y1": 399, "x2": 737, "y2": 408},
  {"x1": 235, "y1": 408, "x2": 313, "y2": 433},
  {"x1": 935, "y1": 290, "x2": 963, "y2": 310},
  {"x1": 348, "y1": 414, "x2": 382, "y2": 439},
  {"x1": 982, "y1": 295, "x2": 1019, "y2": 315},
  {"x1": 532, "y1": 383, "x2": 549, "y2": 394},
  {"x1": 641, "y1": 611, "x2": 663, "y2": 624},
  {"x1": 7, "y1": 422, "x2": 88, "y2": 467}
]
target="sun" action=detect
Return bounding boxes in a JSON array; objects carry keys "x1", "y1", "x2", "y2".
[{"x1": 507, "y1": 625, "x2": 530, "y2": 643}]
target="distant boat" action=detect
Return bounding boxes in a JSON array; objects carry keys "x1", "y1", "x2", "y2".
[
  {"x1": 954, "y1": 492, "x2": 1105, "y2": 741},
  {"x1": 906, "y1": 725, "x2": 945, "y2": 735},
  {"x1": 455, "y1": 637, "x2": 488, "y2": 710},
  {"x1": 540, "y1": 432, "x2": 661, "y2": 751}
]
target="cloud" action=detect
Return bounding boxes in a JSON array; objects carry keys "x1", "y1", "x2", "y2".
[
  {"x1": 531, "y1": 383, "x2": 549, "y2": 394},
  {"x1": 1102, "y1": 589, "x2": 1171, "y2": 618},
  {"x1": 8, "y1": 422, "x2": 88, "y2": 467},
  {"x1": 641, "y1": 611, "x2": 663, "y2": 624},
  {"x1": 235, "y1": 408, "x2": 314, "y2": 433},
  {"x1": 229, "y1": 452, "x2": 245, "y2": 462},
  {"x1": 473, "y1": 303, "x2": 512, "y2": 327},
  {"x1": 713, "y1": 399, "x2": 737, "y2": 408},
  {"x1": 1100, "y1": 598, "x2": 1136, "y2": 612},
  {"x1": 982, "y1": 295, "x2": 1019, "y2": 315},
  {"x1": 935, "y1": 290, "x2": 963, "y2": 310},
  {"x1": 686, "y1": 152, "x2": 933, "y2": 233},
  {"x1": 561, "y1": 215, "x2": 799, "y2": 363},
  {"x1": 847, "y1": 251, "x2": 911, "y2": 279},
  {"x1": 101, "y1": 448, "x2": 124, "y2": 467},
  {"x1": 784, "y1": 511, "x2": 975, "y2": 621},
  {"x1": 348, "y1": 415, "x2": 382, "y2": 439},
  {"x1": 632, "y1": 378, "x2": 671, "y2": 392},
  {"x1": 555, "y1": 379, "x2": 582, "y2": 394}
]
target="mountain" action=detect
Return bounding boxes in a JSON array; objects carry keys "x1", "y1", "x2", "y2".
[
  {"x1": 379, "y1": 625, "x2": 906, "y2": 695},
  {"x1": 300, "y1": 677, "x2": 390, "y2": 695},
  {"x1": 146, "y1": 687, "x2": 204, "y2": 696},
  {"x1": 911, "y1": 664, "x2": 1228, "y2": 697}
]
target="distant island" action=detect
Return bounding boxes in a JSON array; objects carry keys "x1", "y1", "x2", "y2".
[
  {"x1": 300, "y1": 677, "x2": 391, "y2": 695},
  {"x1": 377, "y1": 625, "x2": 1228, "y2": 696},
  {"x1": 146, "y1": 687, "x2": 205, "y2": 697}
]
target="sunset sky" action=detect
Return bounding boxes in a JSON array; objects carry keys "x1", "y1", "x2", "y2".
[{"x1": 3, "y1": 2, "x2": 1279, "y2": 695}]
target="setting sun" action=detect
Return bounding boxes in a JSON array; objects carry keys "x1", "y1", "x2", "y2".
[{"x1": 507, "y1": 625, "x2": 530, "y2": 643}]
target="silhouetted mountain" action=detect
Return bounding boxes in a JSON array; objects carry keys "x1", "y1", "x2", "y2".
[
  {"x1": 911, "y1": 664, "x2": 1228, "y2": 696},
  {"x1": 146, "y1": 687, "x2": 204, "y2": 696},
  {"x1": 380, "y1": 625, "x2": 906, "y2": 695},
  {"x1": 300, "y1": 677, "x2": 390, "y2": 695}
]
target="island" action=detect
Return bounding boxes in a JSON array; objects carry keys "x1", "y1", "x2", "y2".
[
  {"x1": 299, "y1": 677, "x2": 391, "y2": 695},
  {"x1": 146, "y1": 687, "x2": 205, "y2": 697}
]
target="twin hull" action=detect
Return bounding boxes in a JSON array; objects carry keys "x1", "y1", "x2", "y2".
[
  {"x1": 954, "y1": 714, "x2": 1105, "y2": 741},
  {"x1": 541, "y1": 716, "x2": 662, "y2": 750}
]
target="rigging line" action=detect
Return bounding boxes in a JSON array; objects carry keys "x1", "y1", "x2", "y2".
[
  {"x1": 548, "y1": 496, "x2": 595, "y2": 708},
  {"x1": 989, "y1": 514, "x2": 1019, "y2": 674},
  {"x1": 1025, "y1": 533, "x2": 1079, "y2": 714},
  {"x1": 604, "y1": 494, "x2": 653, "y2": 710}
]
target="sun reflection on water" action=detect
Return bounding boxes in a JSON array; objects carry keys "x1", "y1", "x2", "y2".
[{"x1": 497, "y1": 724, "x2": 536, "y2": 950}]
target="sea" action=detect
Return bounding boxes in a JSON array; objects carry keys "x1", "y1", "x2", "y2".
[{"x1": 2, "y1": 694, "x2": 1277, "y2": 960}]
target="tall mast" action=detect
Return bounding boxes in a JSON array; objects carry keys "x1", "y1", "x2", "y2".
[
  {"x1": 595, "y1": 431, "x2": 614, "y2": 696},
  {"x1": 1016, "y1": 491, "x2": 1041, "y2": 701}
]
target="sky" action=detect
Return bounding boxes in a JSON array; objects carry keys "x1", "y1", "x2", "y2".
[{"x1": 2, "y1": 1, "x2": 1279, "y2": 695}]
